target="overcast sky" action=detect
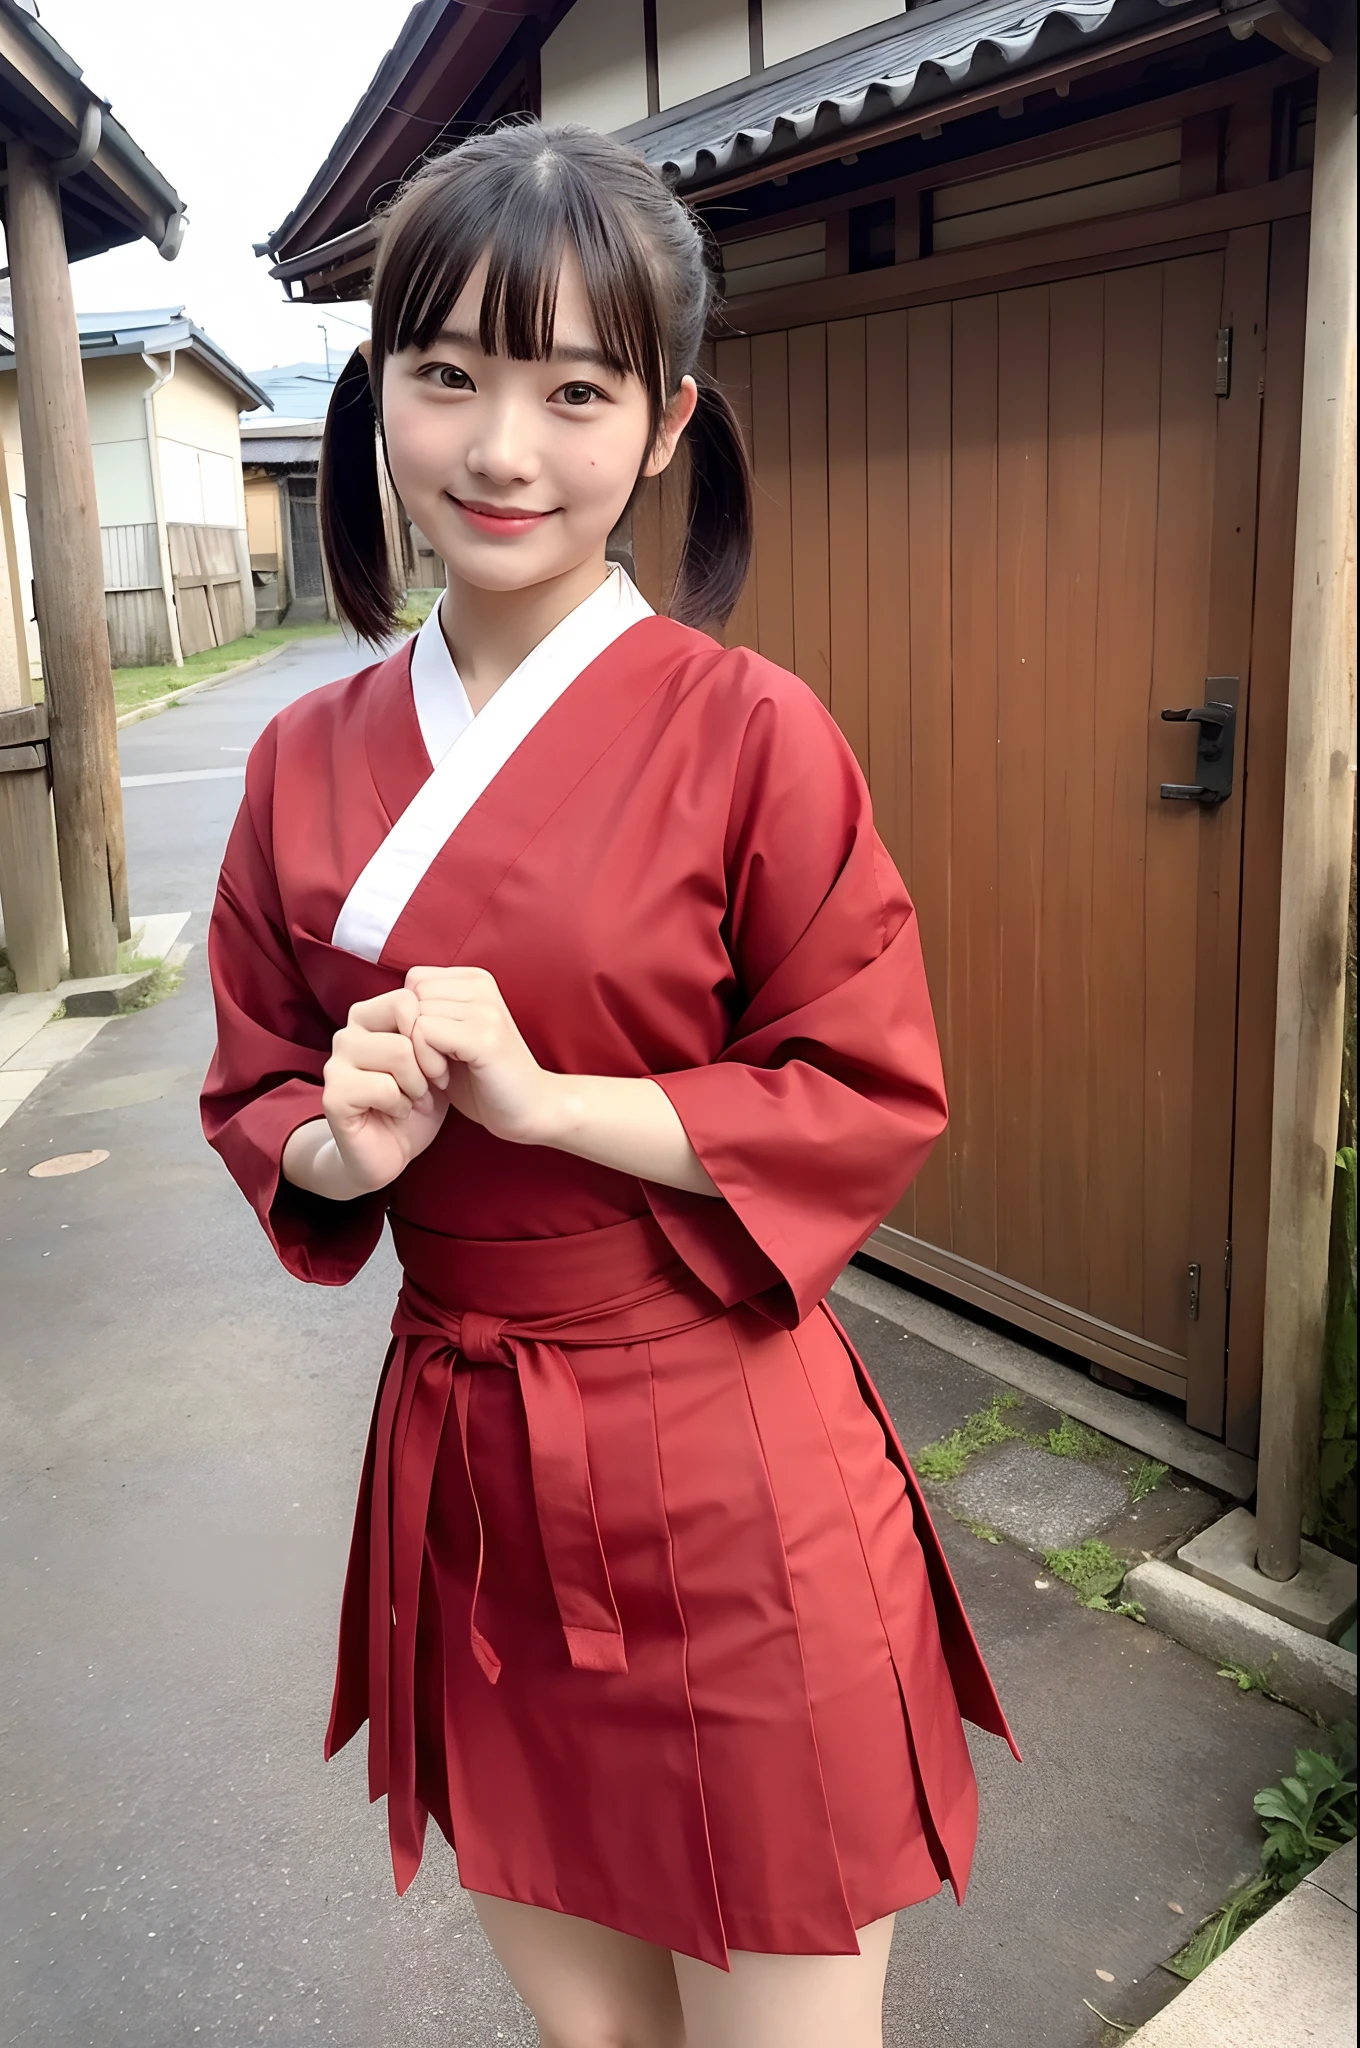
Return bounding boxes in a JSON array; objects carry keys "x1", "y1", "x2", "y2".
[{"x1": 33, "y1": 0, "x2": 418, "y2": 376}]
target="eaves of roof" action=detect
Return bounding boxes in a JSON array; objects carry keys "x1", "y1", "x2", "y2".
[
  {"x1": 617, "y1": 0, "x2": 1324, "y2": 190},
  {"x1": 0, "y1": 0, "x2": 186, "y2": 262},
  {"x1": 261, "y1": 0, "x2": 547, "y2": 266},
  {"x1": 0, "y1": 304, "x2": 272, "y2": 412}
]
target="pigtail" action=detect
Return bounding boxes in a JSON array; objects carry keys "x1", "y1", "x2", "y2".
[
  {"x1": 669, "y1": 367, "x2": 753, "y2": 631},
  {"x1": 319, "y1": 349, "x2": 403, "y2": 646}
]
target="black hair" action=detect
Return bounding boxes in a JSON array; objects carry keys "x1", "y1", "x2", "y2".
[{"x1": 319, "y1": 121, "x2": 753, "y2": 644}]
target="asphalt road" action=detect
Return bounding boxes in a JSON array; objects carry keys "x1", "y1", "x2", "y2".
[{"x1": 0, "y1": 637, "x2": 1317, "y2": 2046}]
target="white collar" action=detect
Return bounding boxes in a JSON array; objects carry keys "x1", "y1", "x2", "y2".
[
  {"x1": 407, "y1": 562, "x2": 654, "y2": 767},
  {"x1": 334, "y1": 562, "x2": 655, "y2": 964}
]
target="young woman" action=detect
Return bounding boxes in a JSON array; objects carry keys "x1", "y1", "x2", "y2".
[{"x1": 202, "y1": 122, "x2": 1016, "y2": 2048}]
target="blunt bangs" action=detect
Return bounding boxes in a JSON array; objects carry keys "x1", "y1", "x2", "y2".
[{"x1": 370, "y1": 129, "x2": 668, "y2": 420}]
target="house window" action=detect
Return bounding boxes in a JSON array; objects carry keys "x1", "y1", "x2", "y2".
[{"x1": 927, "y1": 126, "x2": 1182, "y2": 254}]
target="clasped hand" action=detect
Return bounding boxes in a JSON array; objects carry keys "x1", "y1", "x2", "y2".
[{"x1": 321, "y1": 966, "x2": 556, "y2": 1194}]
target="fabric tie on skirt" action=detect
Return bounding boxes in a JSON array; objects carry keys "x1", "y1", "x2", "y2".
[{"x1": 339, "y1": 1212, "x2": 727, "y2": 1893}]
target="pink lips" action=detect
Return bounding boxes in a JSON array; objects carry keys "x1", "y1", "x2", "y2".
[{"x1": 451, "y1": 496, "x2": 556, "y2": 537}]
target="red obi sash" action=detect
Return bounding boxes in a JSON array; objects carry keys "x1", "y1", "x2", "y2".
[{"x1": 324, "y1": 1211, "x2": 726, "y2": 1893}]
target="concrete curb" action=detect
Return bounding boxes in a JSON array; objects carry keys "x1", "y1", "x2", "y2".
[
  {"x1": 833, "y1": 1261, "x2": 1258, "y2": 1499},
  {"x1": 1127, "y1": 1840, "x2": 1356, "y2": 2045},
  {"x1": 114, "y1": 633, "x2": 342, "y2": 729},
  {"x1": 1124, "y1": 1560, "x2": 1359, "y2": 1725}
]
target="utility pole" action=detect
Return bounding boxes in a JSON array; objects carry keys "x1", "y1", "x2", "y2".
[{"x1": 7, "y1": 141, "x2": 129, "y2": 974}]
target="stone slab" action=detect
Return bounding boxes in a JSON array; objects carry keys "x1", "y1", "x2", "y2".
[
  {"x1": 949, "y1": 1438, "x2": 1130, "y2": 1551},
  {"x1": 1128, "y1": 1852, "x2": 1355, "y2": 2045},
  {"x1": 1179, "y1": 1508, "x2": 1358, "y2": 1641},
  {"x1": 13, "y1": 1015, "x2": 109, "y2": 1067},
  {"x1": 0, "y1": 990, "x2": 61, "y2": 1067},
  {"x1": 834, "y1": 1260, "x2": 1258, "y2": 1499},
  {"x1": 0, "y1": 1067, "x2": 46, "y2": 1100},
  {"x1": 1303, "y1": 1838, "x2": 1357, "y2": 1913},
  {"x1": 60, "y1": 969, "x2": 155, "y2": 1017},
  {"x1": 1125, "y1": 1560, "x2": 1359, "y2": 1725},
  {"x1": 129, "y1": 910, "x2": 191, "y2": 961}
]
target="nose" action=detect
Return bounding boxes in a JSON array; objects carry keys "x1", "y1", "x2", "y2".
[{"x1": 465, "y1": 395, "x2": 541, "y2": 488}]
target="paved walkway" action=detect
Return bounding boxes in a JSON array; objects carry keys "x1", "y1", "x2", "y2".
[{"x1": 0, "y1": 639, "x2": 1332, "y2": 2045}]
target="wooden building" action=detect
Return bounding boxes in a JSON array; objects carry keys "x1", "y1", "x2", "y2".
[
  {"x1": 0, "y1": 305, "x2": 266, "y2": 669},
  {"x1": 258, "y1": 0, "x2": 1353, "y2": 1481}
]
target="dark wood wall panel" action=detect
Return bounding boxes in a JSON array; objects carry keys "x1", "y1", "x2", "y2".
[
  {"x1": 1088, "y1": 265, "x2": 1163, "y2": 1338},
  {"x1": 787, "y1": 325, "x2": 832, "y2": 706},
  {"x1": 904, "y1": 302, "x2": 955, "y2": 1246},
  {"x1": 864, "y1": 310, "x2": 915, "y2": 1236},
  {"x1": 1040, "y1": 275, "x2": 1104, "y2": 1316},
  {"x1": 995, "y1": 286, "x2": 1049, "y2": 1291},
  {"x1": 749, "y1": 331, "x2": 796, "y2": 672},
  {"x1": 827, "y1": 319, "x2": 871, "y2": 776},
  {"x1": 948, "y1": 294, "x2": 1001, "y2": 1273},
  {"x1": 1143, "y1": 254, "x2": 1222, "y2": 1356},
  {"x1": 715, "y1": 334, "x2": 761, "y2": 653}
]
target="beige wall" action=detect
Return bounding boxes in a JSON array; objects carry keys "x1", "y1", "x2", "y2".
[
  {"x1": 657, "y1": 0, "x2": 748, "y2": 111},
  {"x1": 152, "y1": 352, "x2": 249, "y2": 530},
  {"x1": 85, "y1": 356, "x2": 157, "y2": 527},
  {"x1": 0, "y1": 378, "x2": 39, "y2": 679},
  {"x1": 244, "y1": 473, "x2": 284, "y2": 563},
  {"x1": 541, "y1": 0, "x2": 649, "y2": 130},
  {"x1": 761, "y1": 0, "x2": 906, "y2": 69}
]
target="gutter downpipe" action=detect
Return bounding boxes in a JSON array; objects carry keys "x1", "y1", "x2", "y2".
[{"x1": 141, "y1": 350, "x2": 184, "y2": 668}]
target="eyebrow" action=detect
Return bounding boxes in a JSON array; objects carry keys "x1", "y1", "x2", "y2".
[{"x1": 432, "y1": 326, "x2": 616, "y2": 372}]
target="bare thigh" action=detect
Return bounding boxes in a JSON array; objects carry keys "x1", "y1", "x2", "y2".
[
  {"x1": 672, "y1": 1914, "x2": 896, "y2": 2048},
  {"x1": 469, "y1": 1892, "x2": 685, "y2": 2048}
]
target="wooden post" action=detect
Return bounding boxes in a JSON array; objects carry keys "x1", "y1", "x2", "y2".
[
  {"x1": 1256, "y1": 12, "x2": 1357, "y2": 1582},
  {"x1": 0, "y1": 708, "x2": 63, "y2": 993},
  {"x1": 6, "y1": 141, "x2": 129, "y2": 975}
]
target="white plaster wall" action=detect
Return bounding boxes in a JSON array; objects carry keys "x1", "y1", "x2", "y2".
[
  {"x1": 541, "y1": 0, "x2": 650, "y2": 131},
  {"x1": 656, "y1": 0, "x2": 749, "y2": 110},
  {"x1": 760, "y1": 0, "x2": 906, "y2": 69},
  {"x1": 152, "y1": 353, "x2": 249, "y2": 530}
]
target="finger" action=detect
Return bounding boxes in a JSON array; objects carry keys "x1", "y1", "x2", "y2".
[
  {"x1": 410, "y1": 1019, "x2": 452, "y2": 1089},
  {"x1": 405, "y1": 965, "x2": 497, "y2": 1000},
  {"x1": 412, "y1": 1012, "x2": 498, "y2": 1062},
  {"x1": 348, "y1": 989, "x2": 420, "y2": 1037},
  {"x1": 326, "y1": 1071, "x2": 411, "y2": 1120},
  {"x1": 331, "y1": 1027, "x2": 429, "y2": 1101}
]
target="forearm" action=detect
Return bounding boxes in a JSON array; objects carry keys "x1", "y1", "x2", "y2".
[
  {"x1": 536, "y1": 1074, "x2": 720, "y2": 1196},
  {"x1": 281, "y1": 1118, "x2": 372, "y2": 1202}
]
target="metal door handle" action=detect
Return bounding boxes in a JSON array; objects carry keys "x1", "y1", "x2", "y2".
[{"x1": 1159, "y1": 682, "x2": 1238, "y2": 806}]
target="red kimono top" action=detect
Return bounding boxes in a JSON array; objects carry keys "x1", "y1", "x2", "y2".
[{"x1": 202, "y1": 567, "x2": 1017, "y2": 1968}]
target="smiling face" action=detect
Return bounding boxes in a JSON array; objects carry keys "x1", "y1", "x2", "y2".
[{"x1": 380, "y1": 249, "x2": 695, "y2": 599}]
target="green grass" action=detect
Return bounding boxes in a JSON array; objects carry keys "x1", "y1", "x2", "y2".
[
  {"x1": 111, "y1": 620, "x2": 340, "y2": 715},
  {"x1": 1131, "y1": 1458, "x2": 1170, "y2": 1503},
  {"x1": 1043, "y1": 1538, "x2": 1129, "y2": 1604},
  {"x1": 116, "y1": 943, "x2": 184, "y2": 1012},
  {"x1": 915, "y1": 1393, "x2": 1025, "y2": 1481},
  {"x1": 1043, "y1": 1415, "x2": 1122, "y2": 1463}
]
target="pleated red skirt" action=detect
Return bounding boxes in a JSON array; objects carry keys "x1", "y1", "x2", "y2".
[{"x1": 325, "y1": 1212, "x2": 994, "y2": 1967}]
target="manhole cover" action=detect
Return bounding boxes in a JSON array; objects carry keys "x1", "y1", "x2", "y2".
[{"x1": 28, "y1": 1150, "x2": 110, "y2": 1178}]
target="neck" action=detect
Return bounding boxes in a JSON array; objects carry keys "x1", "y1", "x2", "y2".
[{"x1": 437, "y1": 550, "x2": 612, "y2": 710}]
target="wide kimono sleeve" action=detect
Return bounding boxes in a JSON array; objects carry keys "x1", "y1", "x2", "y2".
[
  {"x1": 646, "y1": 668, "x2": 947, "y2": 1327},
  {"x1": 200, "y1": 723, "x2": 388, "y2": 1285}
]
